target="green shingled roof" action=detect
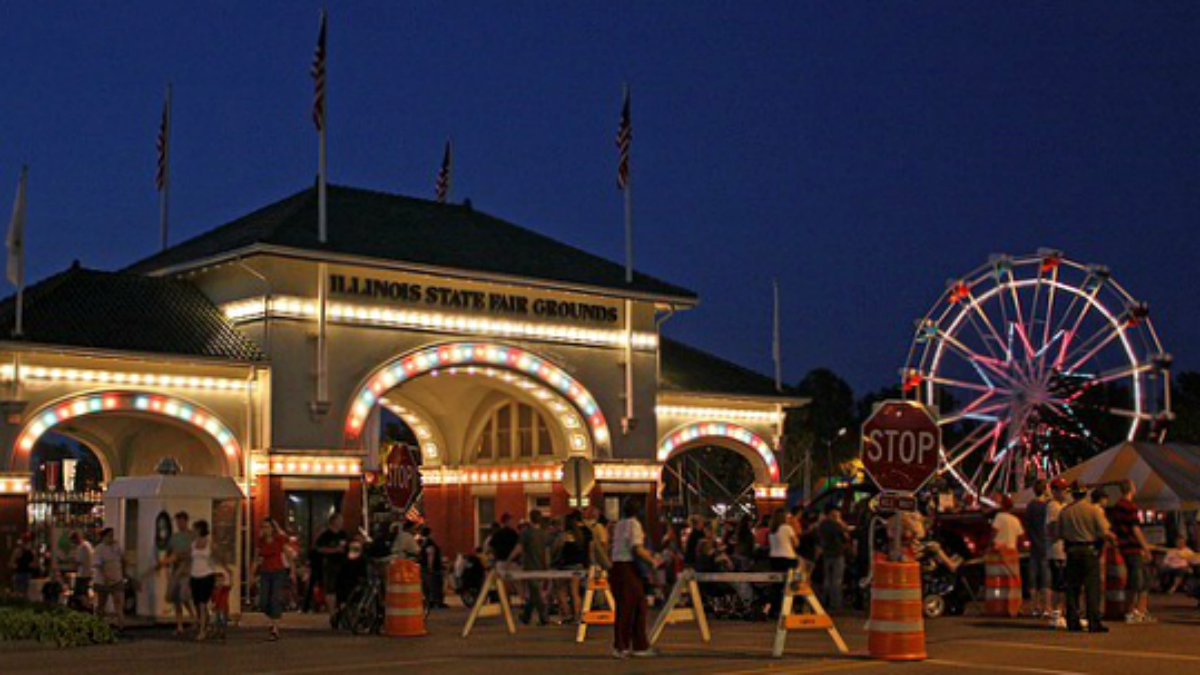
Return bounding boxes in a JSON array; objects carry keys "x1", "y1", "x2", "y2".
[
  {"x1": 660, "y1": 337, "x2": 797, "y2": 399},
  {"x1": 127, "y1": 184, "x2": 698, "y2": 302},
  {"x1": 0, "y1": 265, "x2": 264, "y2": 361}
]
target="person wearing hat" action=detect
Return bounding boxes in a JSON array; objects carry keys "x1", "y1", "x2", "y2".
[
  {"x1": 1045, "y1": 478, "x2": 1071, "y2": 627},
  {"x1": 1057, "y1": 487, "x2": 1115, "y2": 632}
]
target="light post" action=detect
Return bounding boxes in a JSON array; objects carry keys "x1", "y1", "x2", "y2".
[{"x1": 824, "y1": 427, "x2": 848, "y2": 487}]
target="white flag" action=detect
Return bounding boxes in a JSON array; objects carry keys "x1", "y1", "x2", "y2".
[{"x1": 6, "y1": 167, "x2": 27, "y2": 289}]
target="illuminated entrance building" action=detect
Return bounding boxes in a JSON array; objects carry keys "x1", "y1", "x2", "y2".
[{"x1": 0, "y1": 185, "x2": 802, "y2": 565}]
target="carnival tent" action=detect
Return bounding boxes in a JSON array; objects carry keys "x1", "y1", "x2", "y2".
[{"x1": 1049, "y1": 442, "x2": 1200, "y2": 511}]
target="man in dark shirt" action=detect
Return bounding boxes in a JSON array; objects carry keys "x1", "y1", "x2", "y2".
[
  {"x1": 489, "y1": 513, "x2": 520, "y2": 563},
  {"x1": 1024, "y1": 480, "x2": 1051, "y2": 617},
  {"x1": 315, "y1": 513, "x2": 348, "y2": 614},
  {"x1": 420, "y1": 527, "x2": 447, "y2": 609},
  {"x1": 816, "y1": 505, "x2": 851, "y2": 611},
  {"x1": 488, "y1": 513, "x2": 520, "y2": 597},
  {"x1": 511, "y1": 510, "x2": 550, "y2": 625},
  {"x1": 1109, "y1": 480, "x2": 1153, "y2": 623}
]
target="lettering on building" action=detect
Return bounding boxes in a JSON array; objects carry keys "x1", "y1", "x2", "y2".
[{"x1": 329, "y1": 274, "x2": 619, "y2": 324}]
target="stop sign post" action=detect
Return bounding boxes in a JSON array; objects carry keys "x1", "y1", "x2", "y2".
[
  {"x1": 860, "y1": 400, "x2": 940, "y2": 506},
  {"x1": 561, "y1": 456, "x2": 595, "y2": 508}
]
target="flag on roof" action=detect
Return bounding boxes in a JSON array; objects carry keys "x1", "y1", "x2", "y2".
[
  {"x1": 435, "y1": 140, "x2": 453, "y2": 203},
  {"x1": 616, "y1": 85, "x2": 631, "y2": 190},
  {"x1": 311, "y1": 10, "x2": 327, "y2": 132}
]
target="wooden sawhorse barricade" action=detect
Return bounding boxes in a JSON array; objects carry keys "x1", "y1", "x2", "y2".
[
  {"x1": 462, "y1": 565, "x2": 615, "y2": 642},
  {"x1": 649, "y1": 568, "x2": 848, "y2": 658}
]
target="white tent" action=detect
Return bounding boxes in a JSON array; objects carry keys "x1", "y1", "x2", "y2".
[{"x1": 1049, "y1": 442, "x2": 1200, "y2": 511}]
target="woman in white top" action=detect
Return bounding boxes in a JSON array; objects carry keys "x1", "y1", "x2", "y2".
[
  {"x1": 767, "y1": 509, "x2": 799, "y2": 618},
  {"x1": 189, "y1": 520, "x2": 226, "y2": 640},
  {"x1": 609, "y1": 500, "x2": 658, "y2": 659}
]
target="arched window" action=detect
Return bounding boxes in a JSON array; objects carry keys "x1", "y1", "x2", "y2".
[{"x1": 474, "y1": 402, "x2": 555, "y2": 463}]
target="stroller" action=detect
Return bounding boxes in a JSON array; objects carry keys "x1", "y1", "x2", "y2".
[
  {"x1": 456, "y1": 552, "x2": 486, "y2": 609},
  {"x1": 696, "y1": 551, "x2": 766, "y2": 621}
]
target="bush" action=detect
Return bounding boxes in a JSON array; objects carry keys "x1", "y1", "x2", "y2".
[{"x1": 0, "y1": 598, "x2": 116, "y2": 648}]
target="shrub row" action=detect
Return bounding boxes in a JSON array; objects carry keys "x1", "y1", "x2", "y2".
[{"x1": 0, "y1": 598, "x2": 116, "y2": 648}]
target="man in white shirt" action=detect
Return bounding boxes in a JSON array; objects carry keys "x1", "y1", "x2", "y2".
[
  {"x1": 609, "y1": 500, "x2": 656, "y2": 659},
  {"x1": 1046, "y1": 479, "x2": 1070, "y2": 626},
  {"x1": 70, "y1": 531, "x2": 94, "y2": 610}
]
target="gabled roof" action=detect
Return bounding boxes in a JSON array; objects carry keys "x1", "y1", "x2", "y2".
[
  {"x1": 126, "y1": 184, "x2": 698, "y2": 302},
  {"x1": 0, "y1": 265, "x2": 264, "y2": 362},
  {"x1": 660, "y1": 337, "x2": 801, "y2": 401}
]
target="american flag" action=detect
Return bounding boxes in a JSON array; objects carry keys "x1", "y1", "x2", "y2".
[
  {"x1": 435, "y1": 140, "x2": 452, "y2": 203},
  {"x1": 311, "y1": 10, "x2": 327, "y2": 132},
  {"x1": 405, "y1": 504, "x2": 423, "y2": 524},
  {"x1": 616, "y1": 85, "x2": 631, "y2": 190},
  {"x1": 155, "y1": 90, "x2": 170, "y2": 191}
]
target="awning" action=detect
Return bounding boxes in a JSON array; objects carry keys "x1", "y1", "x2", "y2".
[{"x1": 1051, "y1": 442, "x2": 1200, "y2": 511}]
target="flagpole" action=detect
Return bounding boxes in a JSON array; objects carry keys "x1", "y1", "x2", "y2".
[
  {"x1": 623, "y1": 83, "x2": 633, "y2": 285},
  {"x1": 159, "y1": 84, "x2": 172, "y2": 251},
  {"x1": 622, "y1": 84, "x2": 637, "y2": 434},
  {"x1": 316, "y1": 9, "x2": 329, "y2": 409},
  {"x1": 773, "y1": 278, "x2": 782, "y2": 392}
]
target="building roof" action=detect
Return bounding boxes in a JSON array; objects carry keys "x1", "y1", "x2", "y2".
[
  {"x1": 0, "y1": 265, "x2": 264, "y2": 362},
  {"x1": 660, "y1": 337, "x2": 800, "y2": 401},
  {"x1": 126, "y1": 184, "x2": 698, "y2": 302}
]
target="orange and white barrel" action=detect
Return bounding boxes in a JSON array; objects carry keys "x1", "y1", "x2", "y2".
[
  {"x1": 867, "y1": 555, "x2": 926, "y2": 661},
  {"x1": 1103, "y1": 547, "x2": 1127, "y2": 621},
  {"x1": 984, "y1": 548, "x2": 1021, "y2": 618},
  {"x1": 385, "y1": 558, "x2": 428, "y2": 637}
]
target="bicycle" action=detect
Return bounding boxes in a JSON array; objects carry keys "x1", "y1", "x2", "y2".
[{"x1": 335, "y1": 560, "x2": 387, "y2": 635}]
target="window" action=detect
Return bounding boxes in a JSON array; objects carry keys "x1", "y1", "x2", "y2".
[
  {"x1": 496, "y1": 405, "x2": 513, "y2": 458},
  {"x1": 476, "y1": 497, "x2": 496, "y2": 548},
  {"x1": 285, "y1": 490, "x2": 345, "y2": 560},
  {"x1": 474, "y1": 402, "x2": 558, "y2": 463},
  {"x1": 517, "y1": 405, "x2": 534, "y2": 458},
  {"x1": 528, "y1": 494, "x2": 552, "y2": 517}
]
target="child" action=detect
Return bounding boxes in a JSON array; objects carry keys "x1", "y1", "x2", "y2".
[{"x1": 211, "y1": 572, "x2": 231, "y2": 640}]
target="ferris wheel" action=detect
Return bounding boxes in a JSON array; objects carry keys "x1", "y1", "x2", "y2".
[{"x1": 902, "y1": 250, "x2": 1172, "y2": 499}]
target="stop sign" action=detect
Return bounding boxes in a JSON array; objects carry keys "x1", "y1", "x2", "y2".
[
  {"x1": 383, "y1": 443, "x2": 422, "y2": 511},
  {"x1": 860, "y1": 400, "x2": 941, "y2": 493}
]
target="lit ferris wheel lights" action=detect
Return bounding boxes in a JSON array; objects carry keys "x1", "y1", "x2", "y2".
[{"x1": 902, "y1": 251, "x2": 1173, "y2": 498}]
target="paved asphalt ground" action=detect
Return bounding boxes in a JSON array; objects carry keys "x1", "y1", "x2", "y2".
[{"x1": 4, "y1": 596, "x2": 1200, "y2": 675}]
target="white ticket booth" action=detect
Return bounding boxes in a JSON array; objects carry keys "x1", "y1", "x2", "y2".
[{"x1": 103, "y1": 471, "x2": 243, "y2": 621}]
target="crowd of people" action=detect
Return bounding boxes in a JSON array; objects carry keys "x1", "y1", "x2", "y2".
[
  {"x1": 1020, "y1": 477, "x2": 1200, "y2": 632},
  {"x1": 9, "y1": 482, "x2": 1198, "y2": 653},
  {"x1": 471, "y1": 501, "x2": 856, "y2": 658}
]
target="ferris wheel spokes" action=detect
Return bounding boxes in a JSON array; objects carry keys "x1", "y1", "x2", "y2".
[{"x1": 904, "y1": 252, "x2": 1169, "y2": 497}]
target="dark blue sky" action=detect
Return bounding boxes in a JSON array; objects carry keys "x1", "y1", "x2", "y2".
[{"x1": 3, "y1": 2, "x2": 1198, "y2": 392}]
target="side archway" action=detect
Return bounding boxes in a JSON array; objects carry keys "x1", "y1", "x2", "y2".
[
  {"x1": 344, "y1": 342, "x2": 611, "y2": 456},
  {"x1": 657, "y1": 421, "x2": 780, "y2": 484},
  {"x1": 10, "y1": 391, "x2": 243, "y2": 476}
]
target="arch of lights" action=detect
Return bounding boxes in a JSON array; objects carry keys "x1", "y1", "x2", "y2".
[
  {"x1": 12, "y1": 391, "x2": 242, "y2": 475},
  {"x1": 656, "y1": 421, "x2": 780, "y2": 483},
  {"x1": 345, "y1": 342, "x2": 610, "y2": 455}
]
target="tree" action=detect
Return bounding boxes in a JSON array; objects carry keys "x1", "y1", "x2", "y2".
[
  {"x1": 784, "y1": 368, "x2": 858, "y2": 488},
  {"x1": 1171, "y1": 371, "x2": 1200, "y2": 444}
]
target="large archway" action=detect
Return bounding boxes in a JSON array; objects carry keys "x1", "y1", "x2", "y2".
[
  {"x1": 656, "y1": 421, "x2": 786, "y2": 521},
  {"x1": 656, "y1": 421, "x2": 780, "y2": 484},
  {"x1": 343, "y1": 342, "x2": 612, "y2": 459},
  {"x1": 10, "y1": 391, "x2": 243, "y2": 477}
]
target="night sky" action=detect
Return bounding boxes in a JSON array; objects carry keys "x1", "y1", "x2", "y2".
[{"x1": 3, "y1": 3, "x2": 1198, "y2": 393}]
